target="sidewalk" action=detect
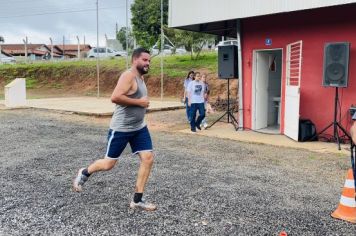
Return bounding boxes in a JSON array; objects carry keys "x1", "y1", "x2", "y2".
[
  {"x1": 0, "y1": 97, "x2": 351, "y2": 156},
  {"x1": 179, "y1": 122, "x2": 351, "y2": 156},
  {"x1": 0, "y1": 97, "x2": 184, "y2": 116}
]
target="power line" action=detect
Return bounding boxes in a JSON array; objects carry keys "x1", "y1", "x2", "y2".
[
  {"x1": 0, "y1": 3, "x2": 126, "y2": 13},
  {"x1": 0, "y1": 0, "x2": 49, "y2": 4},
  {"x1": 0, "y1": 6, "x2": 125, "y2": 19}
]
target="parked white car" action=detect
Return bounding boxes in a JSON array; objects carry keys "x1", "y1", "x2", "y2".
[
  {"x1": 0, "y1": 54, "x2": 16, "y2": 64},
  {"x1": 151, "y1": 44, "x2": 186, "y2": 55},
  {"x1": 87, "y1": 47, "x2": 126, "y2": 58},
  {"x1": 215, "y1": 40, "x2": 238, "y2": 51},
  {"x1": 175, "y1": 47, "x2": 187, "y2": 55},
  {"x1": 113, "y1": 49, "x2": 127, "y2": 57}
]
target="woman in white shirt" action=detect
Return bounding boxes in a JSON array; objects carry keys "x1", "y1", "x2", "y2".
[
  {"x1": 187, "y1": 72, "x2": 206, "y2": 132},
  {"x1": 183, "y1": 71, "x2": 194, "y2": 122}
]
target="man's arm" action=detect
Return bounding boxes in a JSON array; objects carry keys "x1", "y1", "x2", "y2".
[
  {"x1": 111, "y1": 71, "x2": 149, "y2": 108},
  {"x1": 351, "y1": 113, "x2": 356, "y2": 144},
  {"x1": 351, "y1": 122, "x2": 356, "y2": 144}
]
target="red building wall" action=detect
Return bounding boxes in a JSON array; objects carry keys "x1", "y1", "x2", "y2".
[{"x1": 241, "y1": 4, "x2": 356, "y2": 136}]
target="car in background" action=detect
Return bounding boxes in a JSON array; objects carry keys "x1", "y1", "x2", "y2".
[
  {"x1": 151, "y1": 44, "x2": 187, "y2": 55},
  {"x1": 113, "y1": 49, "x2": 127, "y2": 57},
  {"x1": 0, "y1": 54, "x2": 16, "y2": 64},
  {"x1": 87, "y1": 47, "x2": 125, "y2": 58},
  {"x1": 174, "y1": 47, "x2": 187, "y2": 55},
  {"x1": 214, "y1": 40, "x2": 238, "y2": 51}
]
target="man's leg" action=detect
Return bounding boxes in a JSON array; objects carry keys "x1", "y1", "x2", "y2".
[
  {"x1": 88, "y1": 158, "x2": 117, "y2": 173},
  {"x1": 130, "y1": 151, "x2": 156, "y2": 211},
  {"x1": 135, "y1": 151, "x2": 154, "y2": 193},
  {"x1": 73, "y1": 129, "x2": 128, "y2": 192},
  {"x1": 73, "y1": 159, "x2": 117, "y2": 192},
  {"x1": 128, "y1": 127, "x2": 156, "y2": 211}
]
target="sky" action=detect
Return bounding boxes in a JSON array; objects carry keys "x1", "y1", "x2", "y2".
[{"x1": 0, "y1": 0, "x2": 134, "y2": 47}]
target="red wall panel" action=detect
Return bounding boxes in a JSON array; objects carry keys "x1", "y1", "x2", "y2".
[{"x1": 241, "y1": 4, "x2": 356, "y2": 136}]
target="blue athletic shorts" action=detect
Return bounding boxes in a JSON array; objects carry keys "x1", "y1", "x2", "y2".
[{"x1": 105, "y1": 126, "x2": 153, "y2": 159}]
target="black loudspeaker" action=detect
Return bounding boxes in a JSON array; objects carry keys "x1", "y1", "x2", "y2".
[
  {"x1": 298, "y1": 119, "x2": 317, "y2": 142},
  {"x1": 322, "y1": 42, "x2": 350, "y2": 87},
  {"x1": 218, "y1": 45, "x2": 238, "y2": 79}
]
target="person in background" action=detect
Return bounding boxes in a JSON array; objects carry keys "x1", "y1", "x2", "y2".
[
  {"x1": 187, "y1": 72, "x2": 206, "y2": 132},
  {"x1": 183, "y1": 71, "x2": 195, "y2": 122},
  {"x1": 351, "y1": 112, "x2": 356, "y2": 144},
  {"x1": 201, "y1": 74, "x2": 211, "y2": 129}
]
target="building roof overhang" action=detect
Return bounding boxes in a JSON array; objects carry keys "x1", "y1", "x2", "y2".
[
  {"x1": 174, "y1": 19, "x2": 237, "y2": 38},
  {"x1": 169, "y1": 0, "x2": 356, "y2": 37}
]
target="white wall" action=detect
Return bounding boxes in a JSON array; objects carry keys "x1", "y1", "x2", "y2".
[
  {"x1": 5, "y1": 78, "x2": 27, "y2": 107},
  {"x1": 267, "y1": 51, "x2": 282, "y2": 126},
  {"x1": 169, "y1": 0, "x2": 356, "y2": 27}
]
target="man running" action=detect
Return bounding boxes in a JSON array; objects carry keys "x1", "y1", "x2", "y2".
[{"x1": 73, "y1": 47, "x2": 156, "y2": 211}]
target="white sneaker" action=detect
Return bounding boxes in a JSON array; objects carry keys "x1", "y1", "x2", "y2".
[
  {"x1": 203, "y1": 123, "x2": 208, "y2": 129},
  {"x1": 130, "y1": 200, "x2": 157, "y2": 211},
  {"x1": 73, "y1": 168, "x2": 89, "y2": 192}
]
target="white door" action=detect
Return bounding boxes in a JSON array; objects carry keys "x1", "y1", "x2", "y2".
[
  {"x1": 255, "y1": 52, "x2": 269, "y2": 129},
  {"x1": 284, "y1": 41, "x2": 303, "y2": 141}
]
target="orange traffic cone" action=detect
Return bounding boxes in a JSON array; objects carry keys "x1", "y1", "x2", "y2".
[
  {"x1": 279, "y1": 231, "x2": 288, "y2": 236},
  {"x1": 331, "y1": 169, "x2": 356, "y2": 223}
]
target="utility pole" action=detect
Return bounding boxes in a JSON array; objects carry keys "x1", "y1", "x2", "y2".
[
  {"x1": 83, "y1": 36, "x2": 86, "y2": 60},
  {"x1": 23, "y1": 36, "x2": 28, "y2": 63},
  {"x1": 160, "y1": 0, "x2": 164, "y2": 100},
  {"x1": 105, "y1": 33, "x2": 108, "y2": 57},
  {"x1": 62, "y1": 35, "x2": 65, "y2": 60},
  {"x1": 0, "y1": 35, "x2": 4, "y2": 64},
  {"x1": 76, "y1": 36, "x2": 80, "y2": 59},
  {"x1": 125, "y1": 0, "x2": 129, "y2": 69},
  {"x1": 96, "y1": 0, "x2": 100, "y2": 98},
  {"x1": 49, "y1": 37, "x2": 53, "y2": 61}
]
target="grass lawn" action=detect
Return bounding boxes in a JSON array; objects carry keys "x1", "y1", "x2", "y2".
[{"x1": 0, "y1": 52, "x2": 218, "y2": 80}]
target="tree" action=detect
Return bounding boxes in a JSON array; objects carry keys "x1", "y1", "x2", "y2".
[
  {"x1": 131, "y1": 0, "x2": 168, "y2": 49},
  {"x1": 116, "y1": 27, "x2": 134, "y2": 50},
  {"x1": 166, "y1": 28, "x2": 216, "y2": 60},
  {"x1": 130, "y1": 0, "x2": 216, "y2": 59}
]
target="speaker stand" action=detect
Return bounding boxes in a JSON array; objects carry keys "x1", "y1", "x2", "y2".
[
  {"x1": 316, "y1": 87, "x2": 351, "y2": 150},
  {"x1": 206, "y1": 79, "x2": 239, "y2": 131}
]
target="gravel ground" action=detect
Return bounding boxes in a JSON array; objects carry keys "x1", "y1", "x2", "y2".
[{"x1": 1, "y1": 109, "x2": 356, "y2": 235}]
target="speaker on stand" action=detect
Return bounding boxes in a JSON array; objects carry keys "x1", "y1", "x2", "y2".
[
  {"x1": 316, "y1": 42, "x2": 351, "y2": 150},
  {"x1": 206, "y1": 45, "x2": 239, "y2": 130}
]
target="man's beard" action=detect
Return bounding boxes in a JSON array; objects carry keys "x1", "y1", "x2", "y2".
[{"x1": 137, "y1": 65, "x2": 149, "y2": 75}]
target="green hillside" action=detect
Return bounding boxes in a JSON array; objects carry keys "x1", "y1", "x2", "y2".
[{"x1": 0, "y1": 52, "x2": 222, "y2": 99}]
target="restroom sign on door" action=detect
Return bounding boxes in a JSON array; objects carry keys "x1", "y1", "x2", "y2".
[{"x1": 265, "y1": 38, "x2": 272, "y2": 46}]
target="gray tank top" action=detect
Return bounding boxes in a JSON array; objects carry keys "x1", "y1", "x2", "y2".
[{"x1": 110, "y1": 76, "x2": 147, "y2": 132}]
